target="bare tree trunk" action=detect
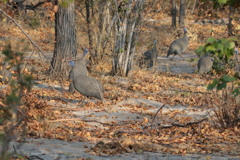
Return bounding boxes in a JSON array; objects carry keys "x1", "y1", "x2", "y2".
[
  {"x1": 172, "y1": 0, "x2": 176, "y2": 29},
  {"x1": 112, "y1": 0, "x2": 144, "y2": 77},
  {"x1": 85, "y1": 0, "x2": 96, "y2": 65},
  {"x1": 50, "y1": 0, "x2": 77, "y2": 77},
  {"x1": 191, "y1": 0, "x2": 197, "y2": 14},
  {"x1": 95, "y1": 0, "x2": 106, "y2": 59},
  {"x1": 229, "y1": 5, "x2": 234, "y2": 36},
  {"x1": 185, "y1": 0, "x2": 191, "y2": 15},
  {"x1": 179, "y1": 0, "x2": 185, "y2": 26}
]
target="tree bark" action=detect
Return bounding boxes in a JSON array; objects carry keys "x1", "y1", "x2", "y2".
[
  {"x1": 191, "y1": 0, "x2": 197, "y2": 14},
  {"x1": 96, "y1": 0, "x2": 106, "y2": 59},
  {"x1": 229, "y1": 5, "x2": 233, "y2": 36},
  {"x1": 85, "y1": 0, "x2": 96, "y2": 65},
  {"x1": 50, "y1": 0, "x2": 77, "y2": 77},
  {"x1": 172, "y1": 0, "x2": 176, "y2": 29},
  {"x1": 179, "y1": 0, "x2": 185, "y2": 26}
]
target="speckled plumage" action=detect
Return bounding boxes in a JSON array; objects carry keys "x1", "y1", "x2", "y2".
[
  {"x1": 68, "y1": 49, "x2": 104, "y2": 101},
  {"x1": 69, "y1": 59, "x2": 88, "y2": 93},
  {"x1": 198, "y1": 53, "x2": 213, "y2": 74},
  {"x1": 73, "y1": 74, "x2": 104, "y2": 101},
  {"x1": 141, "y1": 39, "x2": 158, "y2": 68},
  {"x1": 167, "y1": 27, "x2": 188, "y2": 61}
]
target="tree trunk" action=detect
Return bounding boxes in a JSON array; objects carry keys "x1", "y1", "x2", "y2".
[
  {"x1": 85, "y1": 0, "x2": 96, "y2": 65},
  {"x1": 112, "y1": 0, "x2": 143, "y2": 77},
  {"x1": 179, "y1": 0, "x2": 185, "y2": 26},
  {"x1": 191, "y1": 0, "x2": 197, "y2": 14},
  {"x1": 96, "y1": 0, "x2": 106, "y2": 59},
  {"x1": 229, "y1": 5, "x2": 233, "y2": 36},
  {"x1": 172, "y1": 0, "x2": 176, "y2": 29},
  {"x1": 50, "y1": 0, "x2": 77, "y2": 77}
]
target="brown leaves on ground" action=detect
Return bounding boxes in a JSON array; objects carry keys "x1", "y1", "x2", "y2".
[{"x1": 1, "y1": 2, "x2": 240, "y2": 158}]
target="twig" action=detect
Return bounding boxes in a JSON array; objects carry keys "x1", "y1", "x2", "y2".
[
  {"x1": 0, "y1": 115, "x2": 25, "y2": 158},
  {"x1": 150, "y1": 95, "x2": 175, "y2": 130},
  {"x1": 27, "y1": 155, "x2": 44, "y2": 160},
  {"x1": 75, "y1": 6, "x2": 86, "y2": 20},
  {"x1": 118, "y1": 130, "x2": 146, "y2": 134},
  {"x1": 150, "y1": 104, "x2": 166, "y2": 131},
  {"x1": 161, "y1": 118, "x2": 208, "y2": 129}
]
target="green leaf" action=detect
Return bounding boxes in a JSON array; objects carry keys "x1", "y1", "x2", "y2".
[
  {"x1": 232, "y1": 88, "x2": 240, "y2": 97},
  {"x1": 221, "y1": 38, "x2": 227, "y2": 44},
  {"x1": 217, "y1": 82, "x2": 226, "y2": 90},
  {"x1": 196, "y1": 45, "x2": 205, "y2": 54},
  {"x1": 207, "y1": 79, "x2": 218, "y2": 90},
  {"x1": 217, "y1": 43, "x2": 224, "y2": 53},
  {"x1": 206, "y1": 45, "x2": 216, "y2": 52},
  {"x1": 227, "y1": 37, "x2": 237, "y2": 41},
  {"x1": 222, "y1": 75, "x2": 236, "y2": 82},
  {"x1": 206, "y1": 37, "x2": 216, "y2": 43},
  {"x1": 229, "y1": 41, "x2": 235, "y2": 49},
  {"x1": 218, "y1": 0, "x2": 227, "y2": 4}
]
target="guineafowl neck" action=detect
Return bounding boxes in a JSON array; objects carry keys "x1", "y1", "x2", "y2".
[{"x1": 183, "y1": 33, "x2": 188, "y2": 41}]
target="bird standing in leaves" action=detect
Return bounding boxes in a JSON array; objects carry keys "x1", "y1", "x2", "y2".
[
  {"x1": 68, "y1": 49, "x2": 104, "y2": 102},
  {"x1": 167, "y1": 27, "x2": 188, "y2": 61}
]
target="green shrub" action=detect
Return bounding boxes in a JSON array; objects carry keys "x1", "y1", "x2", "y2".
[{"x1": 195, "y1": 37, "x2": 237, "y2": 73}]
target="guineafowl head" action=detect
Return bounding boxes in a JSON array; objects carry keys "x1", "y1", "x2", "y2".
[
  {"x1": 68, "y1": 58, "x2": 74, "y2": 67},
  {"x1": 154, "y1": 39, "x2": 157, "y2": 46},
  {"x1": 83, "y1": 48, "x2": 90, "y2": 56},
  {"x1": 184, "y1": 27, "x2": 187, "y2": 34},
  {"x1": 234, "y1": 47, "x2": 239, "y2": 55}
]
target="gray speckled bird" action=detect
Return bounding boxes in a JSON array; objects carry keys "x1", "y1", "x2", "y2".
[
  {"x1": 198, "y1": 53, "x2": 213, "y2": 74},
  {"x1": 73, "y1": 74, "x2": 104, "y2": 101},
  {"x1": 68, "y1": 49, "x2": 89, "y2": 93},
  {"x1": 167, "y1": 27, "x2": 188, "y2": 61},
  {"x1": 68, "y1": 55, "x2": 104, "y2": 101},
  {"x1": 141, "y1": 39, "x2": 158, "y2": 68}
]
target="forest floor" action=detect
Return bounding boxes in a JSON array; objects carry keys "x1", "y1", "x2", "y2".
[{"x1": 1, "y1": 2, "x2": 240, "y2": 160}]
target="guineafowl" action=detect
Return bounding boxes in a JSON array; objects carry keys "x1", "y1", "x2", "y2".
[
  {"x1": 68, "y1": 48, "x2": 89, "y2": 93},
  {"x1": 73, "y1": 74, "x2": 104, "y2": 101},
  {"x1": 167, "y1": 27, "x2": 188, "y2": 61},
  {"x1": 68, "y1": 58, "x2": 104, "y2": 101},
  {"x1": 141, "y1": 39, "x2": 158, "y2": 68},
  {"x1": 198, "y1": 53, "x2": 213, "y2": 74}
]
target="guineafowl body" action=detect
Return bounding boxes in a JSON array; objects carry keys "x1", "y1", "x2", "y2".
[
  {"x1": 69, "y1": 59, "x2": 88, "y2": 92},
  {"x1": 68, "y1": 53, "x2": 104, "y2": 101},
  {"x1": 68, "y1": 49, "x2": 89, "y2": 93},
  {"x1": 141, "y1": 39, "x2": 157, "y2": 68},
  {"x1": 73, "y1": 75, "x2": 104, "y2": 101},
  {"x1": 198, "y1": 53, "x2": 213, "y2": 74},
  {"x1": 167, "y1": 27, "x2": 188, "y2": 61}
]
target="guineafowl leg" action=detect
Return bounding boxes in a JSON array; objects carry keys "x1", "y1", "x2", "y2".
[
  {"x1": 170, "y1": 54, "x2": 176, "y2": 61},
  {"x1": 69, "y1": 81, "x2": 75, "y2": 93},
  {"x1": 77, "y1": 96, "x2": 86, "y2": 106},
  {"x1": 178, "y1": 54, "x2": 185, "y2": 61}
]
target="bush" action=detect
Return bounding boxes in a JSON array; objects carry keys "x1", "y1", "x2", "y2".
[
  {"x1": 207, "y1": 74, "x2": 240, "y2": 129},
  {"x1": 0, "y1": 45, "x2": 33, "y2": 159},
  {"x1": 195, "y1": 37, "x2": 238, "y2": 73}
]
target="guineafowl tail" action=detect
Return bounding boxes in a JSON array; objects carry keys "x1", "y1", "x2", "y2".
[{"x1": 167, "y1": 50, "x2": 172, "y2": 57}]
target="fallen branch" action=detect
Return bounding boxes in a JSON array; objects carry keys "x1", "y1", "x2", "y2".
[
  {"x1": 161, "y1": 118, "x2": 208, "y2": 129},
  {"x1": 118, "y1": 118, "x2": 209, "y2": 134},
  {"x1": 151, "y1": 95, "x2": 174, "y2": 130}
]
